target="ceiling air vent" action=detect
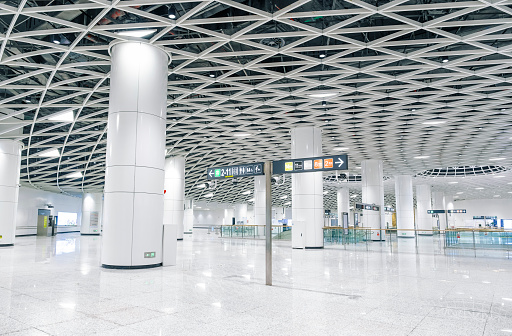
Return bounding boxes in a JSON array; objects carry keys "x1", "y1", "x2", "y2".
[{"x1": 260, "y1": 37, "x2": 285, "y2": 48}]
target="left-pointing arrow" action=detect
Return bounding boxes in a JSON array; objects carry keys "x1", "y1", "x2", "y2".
[{"x1": 209, "y1": 170, "x2": 214, "y2": 177}]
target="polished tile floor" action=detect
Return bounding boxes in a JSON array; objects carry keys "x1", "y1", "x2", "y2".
[{"x1": 0, "y1": 231, "x2": 511, "y2": 335}]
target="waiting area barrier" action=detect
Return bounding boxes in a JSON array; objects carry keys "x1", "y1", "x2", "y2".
[{"x1": 219, "y1": 225, "x2": 291, "y2": 240}]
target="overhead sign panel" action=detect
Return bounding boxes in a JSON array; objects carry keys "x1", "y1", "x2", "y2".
[
  {"x1": 447, "y1": 209, "x2": 466, "y2": 214},
  {"x1": 427, "y1": 210, "x2": 445, "y2": 214},
  {"x1": 207, "y1": 162, "x2": 264, "y2": 180},
  {"x1": 273, "y1": 155, "x2": 348, "y2": 175}
]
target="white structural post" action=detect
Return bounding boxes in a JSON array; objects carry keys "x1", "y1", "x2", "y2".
[
  {"x1": 416, "y1": 185, "x2": 432, "y2": 235},
  {"x1": 337, "y1": 188, "x2": 350, "y2": 227},
  {"x1": 291, "y1": 127, "x2": 324, "y2": 249},
  {"x1": 361, "y1": 159, "x2": 385, "y2": 241},
  {"x1": 395, "y1": 175, "x2": 415, "y2": 238},
  {"x1": 0, "y1": 140, "x2": 22, "y2": 246},
  {"x1": 254, "y1": 175, "x2": 266, "y2": 236},
  {"x1": 101, "y1": 42, "x2": 169, "y2": 268},
  {"x1": 183, "y1": 199, "x2": 193, "y2": 234},
  {"x1": 164, "y1": 156, "x2": 185, "y2": 240},
  {"x1": 80, "y1": 193, "x2": 103, "y2": 235},
  {"x1": 432, "y1": 191, "x2": 446, "y2": 231},
  {"x1": 445, "y1": 195, "x2": 455, "y2": 228},
  {"x1": 234, "y1": 203, "x2": 248, "y2": 225}
]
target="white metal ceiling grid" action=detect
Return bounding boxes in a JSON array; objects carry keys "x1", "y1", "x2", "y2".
[{"x1": 0, "y1": 0, "x2": 511, "y2": 209}]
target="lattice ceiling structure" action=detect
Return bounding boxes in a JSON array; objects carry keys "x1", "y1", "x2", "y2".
[{"x1": 2, "y1": 0, "x2": 512, "y2": 210}]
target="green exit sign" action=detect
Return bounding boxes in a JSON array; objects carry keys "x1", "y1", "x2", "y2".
[{"x1": 144, "y1": 252, "x2": 156, "y2": 258}]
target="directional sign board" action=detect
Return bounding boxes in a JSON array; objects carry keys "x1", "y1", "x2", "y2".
[
  {"x1": 206, "y1": 162, "x2": 264, "y2": 180},
  {"x1": 273, "y1": 155, "x2": 348, "y2": 175},
  {"x1": 355, "y1": 203, "x2": 380, "y2": 211},
  {"x1": 427, "y1": 210, "x2": 445, "y2": 214},
  {"x1": 447, "y1": 209, "x2": 466, "y2": 214}
]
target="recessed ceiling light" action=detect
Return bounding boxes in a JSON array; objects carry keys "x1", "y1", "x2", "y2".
[
  {"x1": 48, "y1": 110, "x2": 74, "y2": 122},
  {"x1": 334, "y1": 147, "x2": 349, "y2": 151},
  {"x1": 284, "y1": 201, "x2": 291, "y2": 205},
  {"x1": 350, "y1": 195, "x2": 358, "y2": 198},
  {"x1": 197, "y1": 183, "x2": 206, "y2": 189},
  {"x1": 37, "y1": 149, "x2": 60, "y2": 157},
  {"x1": 508, "y1": 192, "x2": 512, "y2": 194},
  {"x1": 414, "y1": 156, "x2": 430, "y2": 159},
  {"x1": 454, "y1": 195, "x2": 459, "y2": 198},
  {"x1": 323, "y1": 191, "x2": 328, "y2": 194},
  {"x1": 494, "y1": 175, "x2": 505, "y2": 178},
  {"x1": 242, "y1": 190, "x2": 251, "y2": 195},
  {"x1": 117, "y1": 29, "x2": 157, "y2": 38},
  {"x1": 489, "y1": 157, "x2": 506, "y2": 161},
  {"x1": 422, "y1": 120, "x2": 446, "y2": 125},
  {"x1": 494, "y1": 195, "x2": 501, "y2": 197},
  {"x1": 309, "y1": 93, "x2": 336, "y2": 98},
  {"x1": 456, "y1": 192, "x2": 464, "y2": 194},
  {"x1": 204, "y1": 193, "x2": 214, "y2": 197},
  {"x1": 248, "y1": 198, "x2": 255, "y2": 202},
  {"x1": 356, "y1": 167, "x2": 361, "y2": 169},
  {"x1": 448, "y1": 182, "x2": 458, "y2": 184},
  {"x1": 233, "y1": 133, "x2": 251, "y2": 137},
  {"x1": 442, "y1": 57, "x2": 449, "y2": 63},
  {"x1": 280, "y1": 195, "x2": 287, "y2": 199},
  {"x1": 65, "y1": 171, "x2": 82, "y2": 179},
  {"x1": 475, "y1": 187, "x2": 484, "y2": 190}
]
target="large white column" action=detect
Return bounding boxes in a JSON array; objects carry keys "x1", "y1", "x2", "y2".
[
  {"x1": 254, "y1": 175, "x2": 266, "y2": 236},
  {"x1": 416, "y1": 185, "x2": 432, "y2": 235},
  {"x1": 164, "y1": 156, "x2": 185, "y2": 240},
  {"x1": 0, "y1": 140, "x2": 22, "y2": 246},
  {"x1": 432, "y1": 191, "x2": 446, "y2": 231},
  {"x1": 445, "y1": 195, "x2": 455, "y2": 229},
  {"x1": 337, "y1": 188, "x2": 350, "y2": 227},
  {"x1": 395, "y1": 175, "x2": 414, "y2": 238},
  {"x1": 80, "y1": 193, "x2": 103, "y2": 235},
  {"x1": 101, "y1": 42, "x2": 169, "y2": 268},
  {"x1": 291, "y1": 127, "x2": 323, "y2": 249},
  {"x1": 361, "y1": 159, "x2": 385, "y2": 241},
  {"x1": 234, "y1": 203, "x2": 248, "y2": 224},
  {"x1": 184, "y1": 199, "x2": 193, "y2": 234}
]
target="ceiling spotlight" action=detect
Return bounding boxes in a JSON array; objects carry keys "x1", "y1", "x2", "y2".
[
  {"x1": 448, "y1": 181, "x2": 458, "y2": 184},
  {"x1": 242, "y1": 190, "x2": 251, "y2": 195},
  {"x1": 319, "y1": 53, "x2": 326, "y2": 58},
  {"x1": 37, "y1": 149, "x2": 60, "y2": 157},
  {"x1": 167, "y1": 6, "x2": 177, "y2": 19},
  {"x1": 475, "y1": 187, "x2": 484, "y2": 190},
  {"x1": 280, "y1": 195, "x2": 287, "y2": 199},
  {"x1": 456, "y1": 192, "x2": 464, "y2": 194},
  {"x1": 422, "y1": 120, "x2": 446, "y2": 125},
  {"x1": 52, "y1": 35, "x2": 61, "y2": 44},
  {"x1": 209, "y1": 72, "x2": 215, "y2": 78},
  {"x1": 350, "y1": 194, "x2": 358, "y2": 198},
  {"x1": 489, "y1": 157, "x2": 506, "y2": 161},
  {"x1": 309, "y1": 93, "x2": 336, "y2": 98},
  {"x1": 196, "y1": 183, "x2": 206, "y2": 189},
  {"x1": 442, "y1": 57, "x2": 449, "y2": 63},
  {"x1": 414, "y1": 156, "x2": 430, "y2": 159},
  {"x1": 235, "y1": 107, "x2": 240, "y2": 111},
  {"x1": 117, "y1": 29, "x2": 157, "y2": 38},
  {"x1": 233, "y1": 132, "x2": 251, "y2": 137},
  {"x1": 48, "y1": 110, "x2": 74, "y2": 122},
  {"x1": 23, "y1": 98, "x2": 31, "y2": 103},
  {"x1": 65, "y1": 171, "x2": 83, "y2": 179},
  {"x1": 334, "y1": 147, "x2": 349, "y2": 151},
  {"x1": 322, "y1": 101, "x2": 326, "y2": 107},
  {"x1": 204, "y1": 192, "x2": 214, "y2": 198}
]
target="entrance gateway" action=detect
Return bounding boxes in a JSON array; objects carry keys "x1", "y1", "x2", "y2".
[{"x1": 206, "y1": 155, "x2": 349, "y2": 286}]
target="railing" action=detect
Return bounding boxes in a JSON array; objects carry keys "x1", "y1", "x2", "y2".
[
  {"x1": 218, "y1": 225, "x2": 291, "y2": 240},
  {"x1": 323, "y1": 226, "x2": 512, "y2": 257}
]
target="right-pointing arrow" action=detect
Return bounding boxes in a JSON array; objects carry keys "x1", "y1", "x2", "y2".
[{"x1": 335, "y1": 158, "x2": 344, "y2": 168}]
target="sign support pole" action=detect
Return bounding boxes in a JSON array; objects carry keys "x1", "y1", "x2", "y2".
[{"x1": 264, "y1": 160, "x2": 272, "y2": 286}]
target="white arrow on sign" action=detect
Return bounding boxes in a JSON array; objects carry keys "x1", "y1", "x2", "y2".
[
  {"x1": 335, "y1": 158, "x2": 344, "y2": 168},
  {"x1": 208, "y1": 170, "x2": 214, "y2": 177}
]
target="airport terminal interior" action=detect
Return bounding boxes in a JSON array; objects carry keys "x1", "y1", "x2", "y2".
[{"x1": 1, "y1": 0, "x2": 512, "y2": 335}]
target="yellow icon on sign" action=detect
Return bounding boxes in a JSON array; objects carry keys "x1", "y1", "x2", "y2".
[{"x1": 285, "y1": 162, "x2": 293, "y2": 171}]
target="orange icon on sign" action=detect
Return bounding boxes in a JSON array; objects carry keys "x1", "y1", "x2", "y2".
[
  {"x1": 314, "y1": 159, "x2": 323, "y2": 169},
  {"x1": 324, "y1": 158, "x2": 333, "y2": 168}
]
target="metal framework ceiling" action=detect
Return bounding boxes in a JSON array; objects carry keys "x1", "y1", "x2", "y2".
[{"x1": 1, "y1": 0, "x2": 512, "y2": 210}]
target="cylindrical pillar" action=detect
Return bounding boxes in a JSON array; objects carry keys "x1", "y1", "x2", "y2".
[
  {"x1": 234, "y1": 203, "x2": 248, "y2": 225},
  {"x1": 184, "y1": 199, "x2": 193, "y2": 234},
  {"x1": 395, "y1": 175, "x2": 414, "y2": 238},
  {"x1": 337, "y1": 188, "x2": 350, "y2": 227},
  {"x1": 432, "y1": 191, "x2": 446, "y2": 231},
  {"x1": 164, "y1": 156, "x2": 185, "y2": 240},
  {"x1": 416, "y1": 185, "x2": 432, "y2": 235},
  {"x1": 445, "y1": 195, "x2": 455, "y2": 229},
  {"x1": 0, "y1": 140, "x2": 22, "y2": 246},
  {"x1": 80, "y1": 193, "x2": 103, "y2": 235},
  {"x1": 254, "y1": 175, "x2": 266, "y2": 236},
  {"x1": 361, "y1": 159, "x2": 385, "y2": 241},
  {"x1": 101, "y1": 42, "x2": 169, "y2": 268},
  {"x1": 291, "y1": 127, "x2": 323, "y2": 248}
]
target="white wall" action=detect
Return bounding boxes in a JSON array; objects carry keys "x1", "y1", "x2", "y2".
[
  {"x1": 453, "y1": 199, "x2": 512, "y2": 228},
  {"x1": 16, "y1": 186, "x2": 82, "y2": 235},
  {"x1": 193, "y1": 209, "x2": 225, "y2": 227}
]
